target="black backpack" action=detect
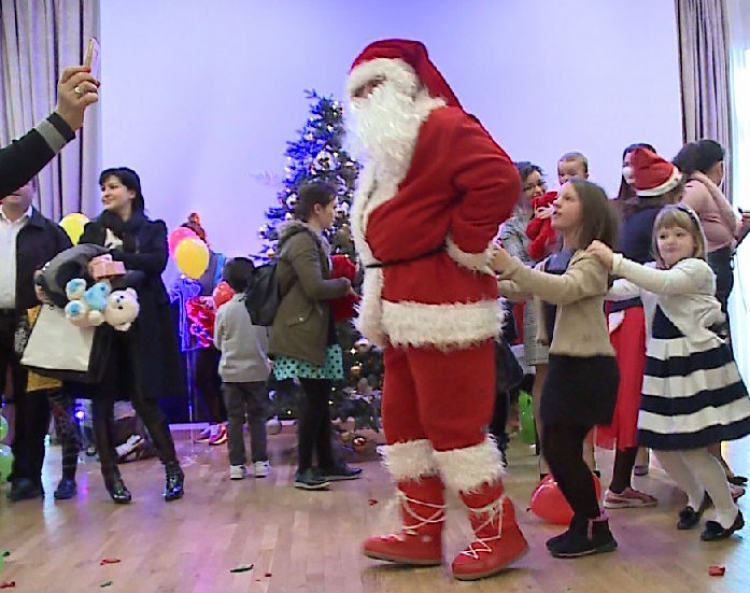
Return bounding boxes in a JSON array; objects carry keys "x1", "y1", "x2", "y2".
[{"x1": 244, "y1": 262, "x2": 280, "y2": 326}]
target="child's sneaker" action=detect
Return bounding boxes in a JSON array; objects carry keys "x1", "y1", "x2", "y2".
[
  {"x1": 603, "y1": 487, "x2": 658, "y2": 509},
  {"x1": 254, "y1": 461, "x2": 271, "y2": 478},
  {"x1": 230, "y1": 465, "x2": 247, "y2": 480},
  {"x1": 209, "y1": 423, "x2": 228, "y2": 446},
  {"x1": 294, "y1": 468, "x2": 329, "y2": 490},
  {"x1": 194, "y1": 426, "x2": 212, "y2": 443}
]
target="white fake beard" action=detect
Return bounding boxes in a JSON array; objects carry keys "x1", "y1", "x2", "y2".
[{"x1": 348, "y1": 82, "x2": 426, "y2": 180}]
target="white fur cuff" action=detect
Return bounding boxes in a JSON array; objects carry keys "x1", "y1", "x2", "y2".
[
  {"x1": 433, "y1": 437, "x2": 504, "y2": 493},
  {"x1": 355, "y1": 268, "x2": 387, "y2": 347},
  {"x1": 446, "y1": 236, "x2": 494, "y2": 274},
  {"x1": 381, "y1": 439, "x2": 438, "y2": 481}
]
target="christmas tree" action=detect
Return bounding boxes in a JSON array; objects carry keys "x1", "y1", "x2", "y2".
[{"x1": 257, "y1": 90, "x2": 382, "y2": 433}]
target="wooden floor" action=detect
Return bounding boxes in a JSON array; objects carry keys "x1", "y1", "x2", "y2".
[{"x1": 1, "y1": 426, "x2": 749, "y2": 593}]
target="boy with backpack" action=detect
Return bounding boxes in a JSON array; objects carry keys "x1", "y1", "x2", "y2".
[{"x1": 214, "y1": 257, "x2": 272, "y2": 479}]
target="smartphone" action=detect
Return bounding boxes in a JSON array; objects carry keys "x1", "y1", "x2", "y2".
[{"x1": 84, "y1": 37, "x2": 100, "y2": 79}]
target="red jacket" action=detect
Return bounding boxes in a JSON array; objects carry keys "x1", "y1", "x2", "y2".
[{"x1": 353, "y1": 105, "x2": 519, "y2": 348}]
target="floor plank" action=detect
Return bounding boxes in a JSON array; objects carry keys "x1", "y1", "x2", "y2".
[{"x1": 0, "y1": 426, "x2": 748, "y2": 592}]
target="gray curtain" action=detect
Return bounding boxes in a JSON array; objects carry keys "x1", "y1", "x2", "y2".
[
  {"x1": 675, "y1": 0, "x2": 732, "y2": 201},
  {"x1": 0, "y1": 0, "x2": 101, "y2": 220}
]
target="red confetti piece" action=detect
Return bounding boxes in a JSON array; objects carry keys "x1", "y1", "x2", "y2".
[
  {"x1": 264, "y1": 573, "x2": 272, "y2": 577},
  {"x1": 100, "y1": 559, "x2": 121, "y2": 565},
  {"x1": 367, "y1": 498, "x2": 378, "y2": 506},
  {"x1": 0, "y1": 581, "x2": 16, "y2": 589},
  {"x1": 709, "y1": 565, "x2": 725, "y2": 577}
]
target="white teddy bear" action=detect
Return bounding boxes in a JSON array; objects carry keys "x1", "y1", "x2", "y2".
[{"x1": 103, "y1": 288, "x2": 140, "y2": 332}]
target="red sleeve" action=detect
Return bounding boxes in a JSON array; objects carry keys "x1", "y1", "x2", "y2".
[
  {"x1": 526, "y1": 217, "x2": 543, "y2": 239},
  {"x1": 448, "y1": 115, "x2": 520, "y2": 253},
  {"x1": 527, "y1": 235, "x2": 546, "y2": 260}
]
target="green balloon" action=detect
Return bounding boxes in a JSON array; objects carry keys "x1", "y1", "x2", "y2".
[
  {"x1": 518, "y1": 390, "x2": 536, "y2": 445},
  {"x1": 0, "y1": 415, "x2": 7, "y2": 441},
  {"x1": 0, "y1": 444, "x2": 13, "y2": 482}
]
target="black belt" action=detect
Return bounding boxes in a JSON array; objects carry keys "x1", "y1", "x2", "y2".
[{"x1": 365, "y1": 244, "x2": 445, "y2": 269}]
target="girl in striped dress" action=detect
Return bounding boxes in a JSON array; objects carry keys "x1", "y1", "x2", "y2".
[{"x1": 588, "y1": 204, "x2": 750, "y2": 541}]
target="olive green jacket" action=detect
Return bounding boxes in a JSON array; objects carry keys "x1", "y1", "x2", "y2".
[{"x1": 268, "y1": 221, "x2": 350, "y2": 366}]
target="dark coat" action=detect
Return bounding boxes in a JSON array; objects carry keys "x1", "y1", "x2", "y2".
[
  {"x1": 80, "y1": 211, "x2": 184, "y2": 401},
  {"x1": 15, "y1": 208, "x2": 72, "y2": 312},
  {"x1": 268, "y1": 221, "x2": 350, "y2": 366}
]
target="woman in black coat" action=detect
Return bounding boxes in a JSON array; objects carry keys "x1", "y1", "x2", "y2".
[{"x1": 79, "y1": 167, "x2": 185, "y2": 504}]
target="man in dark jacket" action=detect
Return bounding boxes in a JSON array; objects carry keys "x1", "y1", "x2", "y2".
[{"x1": 1, "y1": 180, "x2": 72, "y2": 500}]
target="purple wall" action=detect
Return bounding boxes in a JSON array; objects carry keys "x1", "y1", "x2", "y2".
[{"x1": 101, "y1": 0, "x2": 682, "y2": 262}]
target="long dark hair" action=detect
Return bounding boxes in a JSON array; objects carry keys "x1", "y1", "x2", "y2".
[
  {"x1": 569, "y1": 179, "x2": 619, "y2": 249},
  {"x1": 615, "y1": 142, "x2": 656, "y2": 220},
  {"x1": 99, "y1": 167, "x2": 145, "y2": 213},
  {"x1": 672, "y1": 139, "x2": 724, "y2": 177}
]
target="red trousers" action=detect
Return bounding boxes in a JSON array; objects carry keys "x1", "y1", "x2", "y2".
[{"x1": 382, "y1": 339, "x2": 495, "y2": 452}]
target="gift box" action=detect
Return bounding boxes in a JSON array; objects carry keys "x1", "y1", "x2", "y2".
[{"x1": 88, "y1": 254, "x2": 126, "y2": 280}]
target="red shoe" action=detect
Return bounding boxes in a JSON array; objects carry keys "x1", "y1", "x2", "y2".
[
  {"x1": 362, "y1": 475, "x2": 445, "y2": 566},
  {"x1": 208, "y1": 423, "x2": 227, "y2": 446},
  {"x1": 452, "y1": 480, "x2": 529, "y2": 581}
]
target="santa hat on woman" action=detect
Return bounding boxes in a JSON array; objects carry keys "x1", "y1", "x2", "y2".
[
  {"x1": 347, "y1": 39, "x2": 462, "y2": 108},
  {"x1": 629, "y1": 147, "x2": 683, "y2": 197}
]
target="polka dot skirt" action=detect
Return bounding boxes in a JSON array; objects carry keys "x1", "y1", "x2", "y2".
[{"x1": 273, "y1": 344, "x2": 344, "y2": 381}]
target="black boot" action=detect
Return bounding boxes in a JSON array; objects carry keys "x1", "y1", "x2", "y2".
[
  {"x1": 102, "y1": 466, "x2": 132, "y2": 504},
  {"x1": 54, "y1": 478, "x2": 77, "y2": 500},
  {"x1": 164, "y1": 461, "x2": 184, "y2": 501},
  {"x1": 548, "y1": 511, "x2": 617, "y2": 558}
]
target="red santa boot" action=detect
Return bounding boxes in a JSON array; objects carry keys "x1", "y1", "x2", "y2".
[
  {"x1": 452, "y1": 480, "x2": 529, "y2": 580},
  {"x1": 362, "y1": 474, "x2": 445, "y2": 565}
]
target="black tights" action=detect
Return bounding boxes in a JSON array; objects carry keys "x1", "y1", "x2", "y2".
[
  {"x1": 297, "y1": 379, "x2": 335, "y2": 472},
  {"x1": 610, "y1": 446, "x2": 638, "y2": 494},
  {"x1": 93, "y1": 392, "x2": 177, "y2": 481},
  {"x1": 543, "y1": 424, "x2": 600, "y2": 520}
]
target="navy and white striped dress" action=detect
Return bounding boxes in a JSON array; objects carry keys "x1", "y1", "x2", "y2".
[{"x1": 638, "y1": 305, "x2": 750, "y2": 449}]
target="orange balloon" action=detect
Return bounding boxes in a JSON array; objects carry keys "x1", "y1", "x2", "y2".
[
  {"x1": 530, "y1": 473, "x2": 602, "y2": 525},
  {"x1": 212, "y1": 281, "x2": 235, "y2": 309}
]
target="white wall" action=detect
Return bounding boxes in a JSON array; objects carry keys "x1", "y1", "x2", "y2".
[{"x1": 100, "y1": 0, "x2": 683, "y2": 260}]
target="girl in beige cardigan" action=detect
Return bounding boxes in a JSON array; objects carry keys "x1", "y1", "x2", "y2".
[{"x1": 491, "y1": 179, "x2": 619, "y2": 559}]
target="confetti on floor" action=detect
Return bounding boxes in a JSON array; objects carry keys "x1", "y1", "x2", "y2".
[{"x1": 230, "y1": 564, "x2": 254, "y2": 573}]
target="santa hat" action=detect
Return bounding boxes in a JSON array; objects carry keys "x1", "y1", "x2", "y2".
[
  {"x1": 347, "y1": 39, "x2": 461, "y2": 109},
  {"x1": 629, "y1": 147, "x2": 683, "y2": 197}
]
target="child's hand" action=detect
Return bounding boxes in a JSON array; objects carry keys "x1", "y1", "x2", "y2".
[
  {"x1": 535, "y1": 206, "x2": 552, "y2": 220},
  {"x1": 586, "y1": 240, "x2": 614, "y2": 269},
  {"x1": 490, "y1": 242, "x2": 513, "y2": 272}
]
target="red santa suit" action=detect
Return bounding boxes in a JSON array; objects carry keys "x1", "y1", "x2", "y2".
[{"x1": 349, "y1": 39, "x2": 528, "y2": 581}]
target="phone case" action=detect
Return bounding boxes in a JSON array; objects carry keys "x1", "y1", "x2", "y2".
[{"x1": 84, "y1": 38, "x2": 100, "y2": 78}]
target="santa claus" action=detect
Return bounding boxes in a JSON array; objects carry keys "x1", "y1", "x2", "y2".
[{"x1": 347, "y1": 39, "x2": 527, "y2": 581}]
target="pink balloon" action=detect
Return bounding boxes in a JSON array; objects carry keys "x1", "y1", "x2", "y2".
[
  {"x1": 169, "y1": 227, "x2": 198, "y2": 256},
  {"x1": 530, "y1": 473, "x2": 602, "y2": 525}
]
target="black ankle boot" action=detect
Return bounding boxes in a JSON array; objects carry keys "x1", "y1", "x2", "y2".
[
  {"x1": 54, "y1": 477, "x2": 77, "y2": 500},
  {"x1": 102, "y1": 467, "x2": 132, "y2": 504},
  {"x1": 548, "y1": 511, "x2": 617, "y2": 558},
  {"x1": 164, "y1": 461, "x2": 184, "y2": 501}
]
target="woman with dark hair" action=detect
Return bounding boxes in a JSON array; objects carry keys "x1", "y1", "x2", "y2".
[
  {"x1": 674, "y1": 140, "x2": 750, "y2": 488},
  {"x1": 78, "y1": 167, "x2": 185, "y2": 503},
  {"x1": 674, "y1": 140, "x2": 750, "y2": 319},
  {"x1": 269, "y1": 181, "x2": 361, "y2": 490},
  {"x1": 498, "y1": 162, "x2": 550, "y2": 477}
]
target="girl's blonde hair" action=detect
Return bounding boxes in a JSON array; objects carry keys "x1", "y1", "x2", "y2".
[{"x1": 652, "y1": 204, "x2": 707, "y2": 266}]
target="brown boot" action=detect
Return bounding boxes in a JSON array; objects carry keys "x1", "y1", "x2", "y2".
[
  {"x1": 362, "y1": 475, "x2": 445, "y2": 565},
  {"x1": 452, "y1": 479, "x2": 528, "y2": 580}
]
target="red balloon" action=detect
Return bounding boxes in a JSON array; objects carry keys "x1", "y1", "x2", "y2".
[
  {"x1": 168, "y1": 227, "x2": 198, "y2": 256},
  {"x1": 530, "y1": 473, "x2": 602, "y2": 525},
  {"x1": 212, "y1": 281, "x2": 235, "y2": 309}
]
